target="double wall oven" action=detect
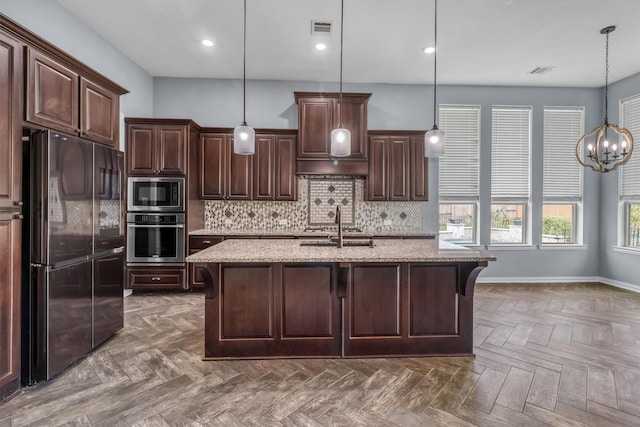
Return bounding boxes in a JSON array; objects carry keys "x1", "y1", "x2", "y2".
[{"x1": 126, "y1": 177, "x2": 185, "y2": 263}]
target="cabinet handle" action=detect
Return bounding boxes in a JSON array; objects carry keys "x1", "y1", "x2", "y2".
[
  {"x1": 13, "y1": 213, "x2": 23, "y2": 220},
  {"x1": 14, "y1": 201, "x2": 23, "y2": 206},
  {"x1": 202, "y1": 240, "x2": 211, "y2": 244},
  {"x1": 151, "y1": 277, "x2": 161, "y2": 281}
]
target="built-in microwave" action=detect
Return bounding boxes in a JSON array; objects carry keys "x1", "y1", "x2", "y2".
[{"x1": 127, "y1": 177, "x2": 184, "y2": 212}]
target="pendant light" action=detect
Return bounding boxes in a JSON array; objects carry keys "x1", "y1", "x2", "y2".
[
  {"x1": 575, "y1": 26, "x2": 633, "y2": 172},
  {"x1": 330, "y1": 0, "x2": 351, "y2": 157},
  {"x1": 233, "y1": 0, "x2": 255, "y2": 155},
  {"x1": 424, "y1": 0, "x2": 445, "y2": 157}
]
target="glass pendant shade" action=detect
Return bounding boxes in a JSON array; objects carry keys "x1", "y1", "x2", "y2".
[
  {"x1": 233, "y1": 123, "x2": 255, "y2": 155},
  {"x1": 425, "y1": 126, "x2": 445, "y2": 157},
  {"x1": 575, "y1": 123, "x2": 633, "y2": 172},
  {"x1": 330, "y1": 127, "x2": 351, "y2": 157}
]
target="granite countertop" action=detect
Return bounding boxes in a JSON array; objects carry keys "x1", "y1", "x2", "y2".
[
  {"x1": 189, "y1": 228, "x2": 438, "y2": 238},
  {"x1": 186, "y1": 238, "x2": 495, "y2": 263}
]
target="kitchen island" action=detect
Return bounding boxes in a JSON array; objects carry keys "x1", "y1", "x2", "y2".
[{"x1": 187, "y1": 238, "x2": 495, "y2": 359}]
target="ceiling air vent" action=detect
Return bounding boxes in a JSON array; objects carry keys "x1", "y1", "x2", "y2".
[
  {"x1": 528, "y1": 66, "x2": 556, "y2": 75},
  {"x1": 311, "y1": 21, "x2": 332, "y2": 35}
]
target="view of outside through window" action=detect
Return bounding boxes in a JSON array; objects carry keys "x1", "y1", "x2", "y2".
[
  {"x1": 542, "y1": 204, "x2": 574, "y2": 244},
  {"x1": 439, "y1": 204, "x2": 475, "y2": 244},
  {"x1": 490, "y1": 204, "x2": 524, "y2": 244},
  {"x1": 630, "y1": 204, "x2": 640, "y2": 248}
]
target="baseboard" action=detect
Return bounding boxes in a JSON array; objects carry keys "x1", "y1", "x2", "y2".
[{"x1": 476, "y1": 276, "x2": 639, "y2": 293}]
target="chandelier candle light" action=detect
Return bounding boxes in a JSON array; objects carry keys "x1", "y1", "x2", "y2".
[
  {"x1": 330, "y1": 0, "x2": 351, "y2": 157},
  {"x1": 575, "y1": 25, "x2": 633, "y2": 172},
  {"x1": 425, "y1": 0, "x2": 445, "y2": 157},
  {"x1": 233, "y1": 0, "x2": 255, "y2": 155}
]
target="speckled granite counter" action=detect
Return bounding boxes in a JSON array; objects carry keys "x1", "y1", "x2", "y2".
[
  {"x1": 186, "y1": 237, "x2": 494, "y2": 263},
  {"x1": 189, "y1": 228, "x2": 438, "y2": 239}
]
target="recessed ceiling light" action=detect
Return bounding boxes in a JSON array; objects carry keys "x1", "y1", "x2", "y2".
[
  {"x1": 202, "y1": 39, "x2": 214, "y2": 47},
  {"x1": 423, "y1": 46, "x2": 435, "y2": 54},
  {"x1": 315, "y1": 43, "x2": 327, "y2": 51}
]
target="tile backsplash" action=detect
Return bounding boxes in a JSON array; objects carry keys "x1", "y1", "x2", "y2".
[{"x1": 204, "y1": 176, "x2": 423, "y2": 231}]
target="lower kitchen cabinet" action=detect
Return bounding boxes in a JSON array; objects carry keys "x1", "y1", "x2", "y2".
[
  {"x1": 189, "y1": 235, "x2": 224, "y2": 289},
  {"x1": 127, "y1": 266, "x2": 186, "y2": 290}
]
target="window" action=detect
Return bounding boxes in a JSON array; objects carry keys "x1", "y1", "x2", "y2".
[
  {"x1": 438, "y1": 105, "x2": 480, "y2": 244},
  {"x1": 542, "y1": 107, "x2": 585, "y2": 244},
  {"x1": 491, "y1": 106, "x2": 531, "y2": 244},
  {"x1": 620, "y1": 95, "x2": 640, "y2": 249}
]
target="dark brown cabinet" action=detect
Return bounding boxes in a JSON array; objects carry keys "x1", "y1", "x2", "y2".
[
  {"x1": 189, "y1": 235, "x2": 224, "y2": 289},
  {"x1": 294, "y1": 92, "x2": 371, "y2": 175},
  {"x1": 199, "y1": 132, "x2": 252, "y2": 200},
  {"x1": 126, "y1": 120, "x2": 189, "y2": 176},
  {"x1": 26, "y1": 48, "x2": 124, "y2": 149},
  {"x1": 204, "y1": 263, "x2": 341, "y2": 358},
  {"x1": 0, "y1": 214, "x2": 21, "y2": 401},
  {"x1": 254, "y1": 132, "x2": 297, "y2": 201},
  {"x1": 199, "y1": 130, "x2": 296, "y2": 201},
  {"x1": 127, "y1": 266, "x2": 187, "y2": 291},
  {"x1": 366, "y1": 131, "x2": 428, "y2": 201}
]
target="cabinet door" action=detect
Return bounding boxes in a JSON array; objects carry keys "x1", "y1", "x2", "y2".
[
  {"x1": 157, "y1": 125, "x2": 187, "y2": 176},
  {"x1": 298, "y1": 97, "x2": 333, "y2": 157},
  {"x1": 410, "y1": 136, "x2": 428, "y2": 201},
  {"x1": 26, "y1": 48, "x2": 79, "y2": 134},
  {"x1": 199, "y1": 133, "x2": 226, "y2": 199},
  {"x1": 253, "y1": 135, "x2": 276, "y2": 200},
  {"x1": 80, "y1": 77, "x2": 119, "y2": 148},
  {"x1": 127, "y1": 124, "x2": 156, "y2": 175},
  {"x1": 275, "y1": 135, "x2": 297, "y2": 200},
  {"x1": 0, "y1": 216, "x2": 21, "y2": 402},
  {"x1": 367, "y1": 136, "x2": 388, "y2": 201},
  {"x1": 0, "y1": 32, "x2": 22, "y2": 211},
  {"x1": 388, "y1": 137, "x2": 410, "y2": 201},
  {"x1": 228, "y1": 136, "x2": 253, "y2": 200},
  {"x1": 336, "y1": 98, "x2": 368, "y2": 158}
]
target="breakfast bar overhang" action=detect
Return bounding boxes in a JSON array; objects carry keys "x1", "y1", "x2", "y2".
[{"x1": 186, "y1": 238, "x2": 496, "y2": 359}]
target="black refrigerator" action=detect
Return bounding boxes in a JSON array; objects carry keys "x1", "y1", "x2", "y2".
[{"x1": 21, "y1": 130, "x2": 125, "y2": 384}]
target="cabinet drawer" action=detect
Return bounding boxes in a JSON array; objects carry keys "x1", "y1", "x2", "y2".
[
  {"x1": 127, "y1": 267, "x2": 186, "y2": 290},
  {"x1": 189, "y1": 235, "x2": 224, "y2": 250}
]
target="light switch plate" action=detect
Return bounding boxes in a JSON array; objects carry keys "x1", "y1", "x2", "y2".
[
  {"x1": 278, "y1": 219, "x2": 288, "y2": 225},
  {"x1": 383, "y1": 219, "x2": 392, "y2": 225}
]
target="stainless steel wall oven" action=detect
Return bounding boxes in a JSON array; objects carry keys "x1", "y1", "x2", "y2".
[{"x1": 126, "y1": 212, "x2": 185, "y2": 263}]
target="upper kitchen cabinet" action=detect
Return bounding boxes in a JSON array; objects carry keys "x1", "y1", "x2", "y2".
[
  {"x1": 253, "y1": 131, "x2": 297, "y2": 201},
  {"x1": 26, "y1": 47, "x2": 126, "y2": 149},
  {"x1": 199, "y1": 131, "x2": 253, "y2": 200},
  {"x1": 0, "y1": 30, "x2": 23, "y2": 211},
  {"x1": 294, "y1": 92, "x2": 371, "y2": 175},
  {"x1": 366, "y1": 131, "x2": 428, "y2": 201},
  {"x1": 126, "y1": 119, "x2": 190, "y2": 176}
]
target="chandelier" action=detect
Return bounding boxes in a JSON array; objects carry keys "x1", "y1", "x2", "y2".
[{"x1": 575, "y1": 26, "x2": 634, "y2": 172}]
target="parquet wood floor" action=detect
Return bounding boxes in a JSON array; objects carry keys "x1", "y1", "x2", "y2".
[{"x1": 2, "y1": 282, "x2": 640, "y2": 426}]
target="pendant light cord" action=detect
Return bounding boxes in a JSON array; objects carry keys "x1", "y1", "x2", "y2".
[
  {"x1": 338, "y1": 0, "x2": 345, "y2": 128},
  {"x1": 432, "y1": 0, "x2": 438, "y2": 126},
  {"x1": 242, "y1": 0, "x2": 247, "y2": 126},
  {"x1": 603, "y1": 28, "x2": 609, "y2": 125}
]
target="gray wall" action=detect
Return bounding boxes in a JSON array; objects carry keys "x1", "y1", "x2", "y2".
[
  {"x1": 599, "y1": 72, "x2": 640, "y2": 287},
  {"x1": 0, "y1": 0, "x2": 154, "y2": 149}
]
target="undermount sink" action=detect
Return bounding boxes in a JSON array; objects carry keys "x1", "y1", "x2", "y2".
[{"x1": 299, "y1": 239, "x2": 374, "y2": 248}]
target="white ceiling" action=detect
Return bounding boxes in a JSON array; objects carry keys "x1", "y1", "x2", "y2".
[{"x1": 57, "y1": 0, "x2": 640, "y2": 88}]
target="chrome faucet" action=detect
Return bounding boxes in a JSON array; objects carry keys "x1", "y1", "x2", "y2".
[{"x1": 335, "y1": 205, "x2": 343, "y2": 248}]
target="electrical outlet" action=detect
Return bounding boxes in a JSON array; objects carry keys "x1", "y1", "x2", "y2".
[
  {"x1": 278, "y1": 219, "x2": 288, "y2": 225},
  {"x1": 224, "y1": 219, "x2": 233, "y2": 225},
  {"x1": 383, "y1": 219, "x2": 392, "y2": 226}
]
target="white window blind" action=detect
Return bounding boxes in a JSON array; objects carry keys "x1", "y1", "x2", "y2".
[
  {"x1": 491, "y1": 106, "x2": 531, "y2": 199},
  {"x1": 543, "y1": 108, "x2": 584, "y2": 200},
  {"x1": 439, "y1": 105, "x2": 480, "y2": 198},
  {"x1": 621, "y1": 95, "x2": 640, "y2": 198}
]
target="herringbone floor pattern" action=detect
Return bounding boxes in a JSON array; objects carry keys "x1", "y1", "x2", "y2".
[{"x1": 2, "y1": 283, "x2": 640, "y2": 426}]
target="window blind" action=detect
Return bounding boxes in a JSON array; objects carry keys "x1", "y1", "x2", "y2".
[
  {"x1": 543, "y1": 108, "x2": 584, "y2": 200},
  {"x1": 621, "y1": 95, "x2": 640, "y2": 198},
  {"x1": 439, "y1": 105, "x2": 480, "y2": 198},
  {"x1": 491, "y1": 106, "x2": 531, "y2": 199}
]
